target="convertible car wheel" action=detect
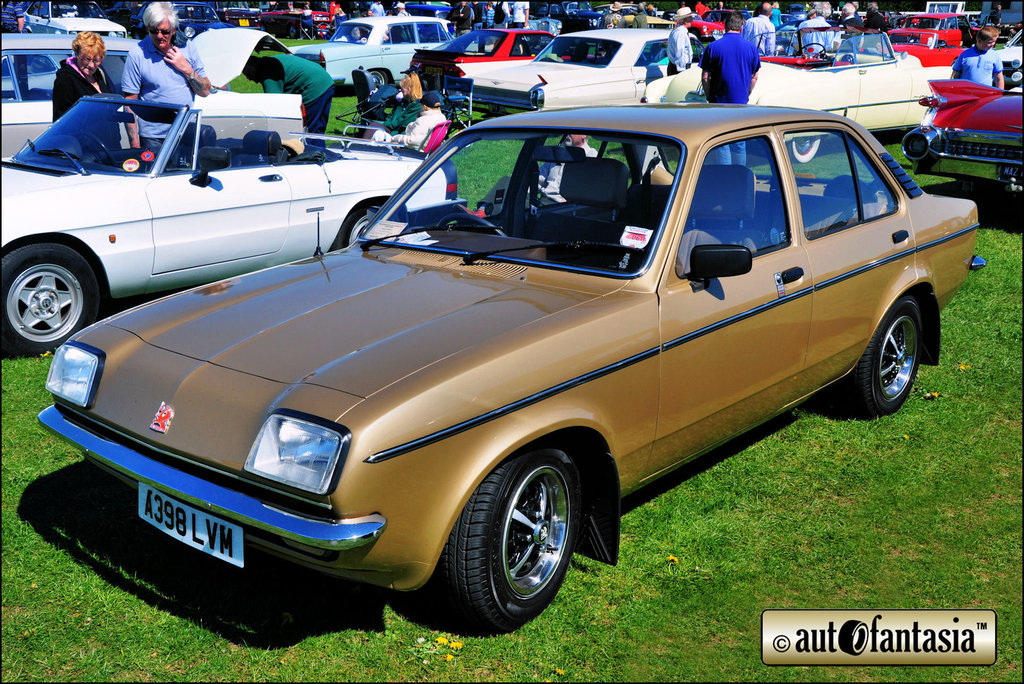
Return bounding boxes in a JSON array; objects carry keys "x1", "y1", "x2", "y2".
[
  {"x1": 330, "y1": 206, "x2": 375, "y2": 250},
  {"x1": 439, "y1": 449, "x2": 580, "y2": 633},
  {"x1": 2, "y1": 244, "x2": 99, "y2": 357},
  {"x1": 852, "y1": 296, "x2": 922, "y2": 417}
]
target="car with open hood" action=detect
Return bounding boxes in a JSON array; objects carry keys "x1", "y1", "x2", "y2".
[
  {"x1": 23, "y1": 1, "x2": 128, "y2": 37},
  {"x1": 39, "y1": 103, "x2": 982, "y2": 632},
  {"x1": 291, "y1": 15, "x2": 453, "y2": 85},
  {"x1": 646, "y1": 30, "x2": 952, "y2": 131},
  {"x1": 471, "y1": 27, "x2": 702, "y2": 111},
  {"x1": 1, "y1": 28, "x2": 436, "y2": 357},
  {"x1": 902, "y1": 79, "x2": 1023, "y2": 191}
]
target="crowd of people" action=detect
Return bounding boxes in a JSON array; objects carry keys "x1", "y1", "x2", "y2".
[{"x1": 7, "y1": 0, "x2": 1013, "y2": 156}]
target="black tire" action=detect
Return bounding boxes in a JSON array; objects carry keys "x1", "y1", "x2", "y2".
[
  {"x1": 2, "y1": 244, "x2": 100, "y2": 357},
  {"x1": 368, "y1": 68, "x2": 390, "y2": 85},
  {"x1": 851, "y1": 296, "x2": 922, "y2": 417},
  {"x1": 329, "y1": 206, "x2": 375, "y2": 251},
  {"x1": 439, "y1": 449, "x2": 580, "y2": 633}
]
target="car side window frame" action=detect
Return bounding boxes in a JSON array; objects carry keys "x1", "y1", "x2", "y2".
[{"x1": 781, "y1": 127, "x2": 899, "y2": 241}]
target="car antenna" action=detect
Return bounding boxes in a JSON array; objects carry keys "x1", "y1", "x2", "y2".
[{"x1": 307, "y1": 206, "x2": 325, "y2": 257}]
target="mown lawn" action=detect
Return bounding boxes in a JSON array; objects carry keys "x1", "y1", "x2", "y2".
[{"x1": 2, "y1": 100, "x2": 1021, "y2": 680}]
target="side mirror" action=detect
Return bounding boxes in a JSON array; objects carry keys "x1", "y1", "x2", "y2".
[
  {"x1": 687, "y1": 244, "x2": 752, "y2": 284},
  {"x1": 190, "y1": 146, "x2": 231, "y2": 187}
]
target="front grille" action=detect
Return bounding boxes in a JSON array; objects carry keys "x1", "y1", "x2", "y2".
[{"x1": 944, "y1": 140, "x2": 1023, "y2": 162}]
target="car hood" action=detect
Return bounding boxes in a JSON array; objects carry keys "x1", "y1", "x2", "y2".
[
  {"x1": 192, "y1": 28, "x2": 291, "y2": 89},
  {"x1": 43, "y1": 17, "x2": 126, "y2": 32},
  {"x1": 102, "y1": 248, "x2": 620, "y2": 398}
]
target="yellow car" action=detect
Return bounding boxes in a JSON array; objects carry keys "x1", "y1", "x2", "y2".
[{"x1": 41, "y1": 104, "x2": 983, "y2": 633}]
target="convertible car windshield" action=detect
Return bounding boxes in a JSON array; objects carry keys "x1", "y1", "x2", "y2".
[
  {"x1": 536, "y1": 36, "x2": 620, "y2": 66},
  {"x1": 359, "y1": 128, "x2": 682, "y2": 277}
]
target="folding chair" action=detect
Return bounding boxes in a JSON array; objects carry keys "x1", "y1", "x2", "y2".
[
  {"x1": 422, "y1": 120, "x2": 451, "y2": 155},
  {"x1": 442, "y1": 75, "x2": 473, "y2": 130}
]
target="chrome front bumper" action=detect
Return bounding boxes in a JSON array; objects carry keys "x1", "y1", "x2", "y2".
[{"x1": 38, "y1": 405, "x2": 386, "y2": 552}]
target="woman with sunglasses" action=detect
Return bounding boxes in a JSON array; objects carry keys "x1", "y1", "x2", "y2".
[
  {"x1": 121, "y1": 1, "x2": 211, "y2": 153},
  {"x1": 52, "y1": 31, "x2": 115, "y2": 121}
]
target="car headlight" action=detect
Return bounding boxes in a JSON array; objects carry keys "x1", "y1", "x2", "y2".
[
  {"x1": 712, "y1": 29, "x2": 725, "y2": 39},
  {"x1": 589, "y1": 18, "x2": 601, "y2": 27},
  {"x1": 46, "y1": 342, "x2": 104, "y2": 408},
  {"x1": 245, "y1": 412, "x2": 349, "y2": 495},
  {"x1": 184, "y1": 26, "x2": 196, "y2": 38}
]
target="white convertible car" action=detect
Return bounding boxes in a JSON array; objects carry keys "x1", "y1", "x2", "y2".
[
  {"x1": 645, "y1": 31, "x2": 951, "y2": 131},
  {"x1": 472, "y1": 28, "x2": 702, "y2": 111},
  {"x1": 1, "y1": 32, "x2": 443, "y2": 357}
]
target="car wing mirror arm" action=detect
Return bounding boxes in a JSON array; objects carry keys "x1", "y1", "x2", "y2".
[{"x1": 190, "y1": 147, "x2": 232, "y2": 188}]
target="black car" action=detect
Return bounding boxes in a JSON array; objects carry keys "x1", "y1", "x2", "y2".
[{"x1": 532, "y1": 1, "x2": 603, "y2": 33}]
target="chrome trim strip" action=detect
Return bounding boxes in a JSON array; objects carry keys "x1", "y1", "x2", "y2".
[
  {"x1": 365, "y1": 346, "x2": 661, "y2": 463},
  {"x1": 38, "y1": 405, "x2": 386, "y2": 551},
  {"x1": 369, "y1": 223, "x2": 982, "y2": 463}
]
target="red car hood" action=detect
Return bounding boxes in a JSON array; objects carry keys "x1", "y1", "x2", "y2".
[{"x1": 928, "y1": 79, "x2": 1024, "y2": 133}]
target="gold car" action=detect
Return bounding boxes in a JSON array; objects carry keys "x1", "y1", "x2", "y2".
[
  {"x1": 41, "y1": 105, "x2": 983, "y2": 633},
  {"x1": 595, "y1": 3, "x2": 676, "y2": 28}
]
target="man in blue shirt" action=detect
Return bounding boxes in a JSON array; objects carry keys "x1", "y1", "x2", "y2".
[
  {"x1": 701, "y1": 11, "x2": 760, "y2": 104},
  {"x1": 122, "y1": 1, "x2": 211, "y2": 152},
  {"x1": 2, "y1": 2, "x2": 26, "y2": 32},
  {"x1": 952, "y1": 26, "x2": 1004, "y2": 88}
]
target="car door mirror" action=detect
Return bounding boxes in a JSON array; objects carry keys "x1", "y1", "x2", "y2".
[
  {"x1": 687, "y1": 244, "x2": 752, "y2": 283},
  {"x1": 190, "y1": 146, "x2": 231, "y2": 187}
]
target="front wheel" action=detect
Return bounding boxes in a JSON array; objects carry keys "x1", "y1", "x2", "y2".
[
  {"x1": 850, "y1": 296, "x2": 922, "y2": 417},
  {"x1": 2, "y1": 244, "x2": 100, "y2": 357},
  {"x1": 330, "y1": 206, "x2": 375, "y2": 250},
  {"x1": 439, "y1": 449, "x2": 580, "y2": 633}
]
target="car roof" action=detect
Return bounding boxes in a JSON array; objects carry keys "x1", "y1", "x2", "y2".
[
  {"x1": 552, "y1": 27, "x2": 669, "y2": 43},
  {"x1": 1, "y1": 34, "x2": 138, "y2": 52},
  {"x1": 471, "y1": 103, "x2": 862, "y2": 147},
  {"x1": 342, "y1": 15, "x2": 449, "y2": 25}
]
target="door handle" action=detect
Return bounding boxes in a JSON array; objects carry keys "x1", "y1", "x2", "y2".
[
  {"x1": 780, "y1": 267, "x2": 804, "y2": 284},
  {"x1": 259, "y1": 174, "x2": 283, "y2": 182},
  {"x1": 892, "y1": 229, "x2": 909, "y2": 244}
]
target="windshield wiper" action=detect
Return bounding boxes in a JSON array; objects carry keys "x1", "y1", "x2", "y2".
[
  {"x1": 38, "y1": 148, "x2": 88, "y2": 175},
  {"x1": 360, "y1": 221, "x2": 501, "y2": 251},
  {"x1": 462, "y1": 240, "x2": 642, "y2": 265}
]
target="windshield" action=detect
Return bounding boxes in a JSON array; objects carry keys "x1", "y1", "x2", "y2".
[
  {"x1": 440, "y1": 30, "x2": 505, "y2": 55},
  {"x1": 50, "y1": 2, "x2": 108, "y2": 19},
  {"x1": 889, "y1": 31, "x2": 936, "y2": 47},
  {"x1": 536, "y1": 36, "x2": 620, "y2": 66},
  {"x1": 901, "y1": 16, "x2": 941, "y2": 30},
  {"x1": 10, "y1": 97, "x2": 183, "y2": 175},
  {"x1": 356, "y1": 128, "x2": 683, "y2": 278},
  {"x1": 176, "y1": 4, "x2": 219, "y2": 21},
  {"x1": 332, "y1": 22, "x2": 373, "y2": 42}
]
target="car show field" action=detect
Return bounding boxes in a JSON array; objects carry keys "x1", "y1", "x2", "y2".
[{"x1": 1, "y1": 11, "x2": 1022, "y2": 682}]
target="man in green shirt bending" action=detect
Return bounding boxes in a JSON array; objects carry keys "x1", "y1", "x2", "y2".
[{"x1": 243, "y1": 54, "x2": 335, "y2": 147}]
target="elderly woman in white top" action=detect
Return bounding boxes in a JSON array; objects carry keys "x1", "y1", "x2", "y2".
[{"x1": 373, "y1": 91, "x2": 448, "y2": 151}]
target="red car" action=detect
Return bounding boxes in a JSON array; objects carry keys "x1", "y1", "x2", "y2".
[
  {"x1": 888, "y1": 12, "x2": 977, "y2": 67},
  {"x1": 260, "y1": 7, "x2": 333, "y2": 40},
  {"x1": 902, "y1": 79, "x2": 1023, "y2": 192},
  {"x1": 408, "y1": 29, "x2": 555, "y2": 91},
  {"x1": 688, "y1": 16, "x2": 725, "y2": 42}
]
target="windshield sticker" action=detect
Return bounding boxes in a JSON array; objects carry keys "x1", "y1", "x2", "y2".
[
  {"x1": 122, "y1": 158, "x2": 140, "y2": 172},
  {"x1": 363, "y1": 220, "x2": 407, "y2": 240},
  {"x1": 141, "y1": 150, "x2": 155, "y2": 162},
  {"x1": 620, "y1": 226, "x2": 653, "y2": 250}
]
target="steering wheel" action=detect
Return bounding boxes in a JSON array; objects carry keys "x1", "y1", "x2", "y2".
[
  {"x1": 437, "y1": 211, "x2": 506, "y2": 236},
  {"x1": 835, "y1": 52, "x2": 856, "y2": 65},
  {"x1": 78, "y1": 131, "x2": 115, "y2": 165},
  {"x1": 802, "y1": 41, "x2": 826, "y2": 58}
]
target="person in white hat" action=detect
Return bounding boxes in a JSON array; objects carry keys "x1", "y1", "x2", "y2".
[
  {"x1": 604, "y1": 1, "x2": 623, "y2": 28},
  {"x1": 667, "y1": 7, "x2": 695, "y2": 74},
  {"x1": 395, "y1": 2, "x2": 410, "y2": 16}
]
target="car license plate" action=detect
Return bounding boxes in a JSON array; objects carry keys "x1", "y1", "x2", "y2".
[
  {"x1": 999, "y1": 164, "x2": 1022, "y2": 179},
  {"x1": 425, "y1": 65, "x2": 442, "y2": 77},
  {"x1": 239, "y1": 18, "x2": 249, "y2": 26},
  {"x1": 138, "y1": 484, "x2": 244, "y2": 567}
]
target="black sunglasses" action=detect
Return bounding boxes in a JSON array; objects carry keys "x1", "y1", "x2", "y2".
[{"x1": 149, "y1": 27, "x2": 174, "y2": 35}]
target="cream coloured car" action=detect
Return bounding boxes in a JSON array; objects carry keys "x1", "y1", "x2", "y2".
[{"x1": 645, "y1": 31, "x2": 951, "y2": 130}]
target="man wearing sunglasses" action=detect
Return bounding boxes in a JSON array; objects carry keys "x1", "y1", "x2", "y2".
[{"x1": 122, "y1": 1, "x2": 211, "y2": 152}]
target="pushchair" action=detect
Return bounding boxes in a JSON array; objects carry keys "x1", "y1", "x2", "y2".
[{"x1": 334, "y1": 69, "x2": 400, "y2": 128}]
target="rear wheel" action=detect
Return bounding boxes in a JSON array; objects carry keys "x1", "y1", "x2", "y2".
[
  {"x1": 2, "y1": 244, "x2": 100, "y2": 357},
  {"x1": 368, "y1": 68, "x2": 391, "y2": 85},
  {"x1": 850, "y1": 296, "x2": 922, "y2": 417},
  {"x1": 330, "y1": 206, "x2": 375, "y2": 250},
  {"x1": 439, "y1": 449, "x2": 580, "y2": 633}
]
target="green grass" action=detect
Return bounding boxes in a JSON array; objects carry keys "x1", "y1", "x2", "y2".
[{"x1": 2, "y1": 127, "x2": 1021, "y2": 681}]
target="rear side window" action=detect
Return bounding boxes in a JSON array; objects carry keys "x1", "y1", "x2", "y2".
[
  {"x1": 635, "y1": 40, "x2": 668, "y2": 67},
  {"x1": 388, "y1": 23, "x2": 416, "y2": 44},
  {"x1": 784, "y1": 130, "x2": 897, "y2": 239},
  {"x1": 415, "y1": 21, "x2": 446, "y2": 42}
]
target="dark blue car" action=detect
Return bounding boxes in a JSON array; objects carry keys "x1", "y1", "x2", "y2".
[{"x1": 130, "y1": 1, "x2": 233, "y2": 39}]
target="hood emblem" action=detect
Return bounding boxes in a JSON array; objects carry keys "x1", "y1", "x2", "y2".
[{"x1": 150, "y1": 402, "x2": 175, "y2": 434}]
